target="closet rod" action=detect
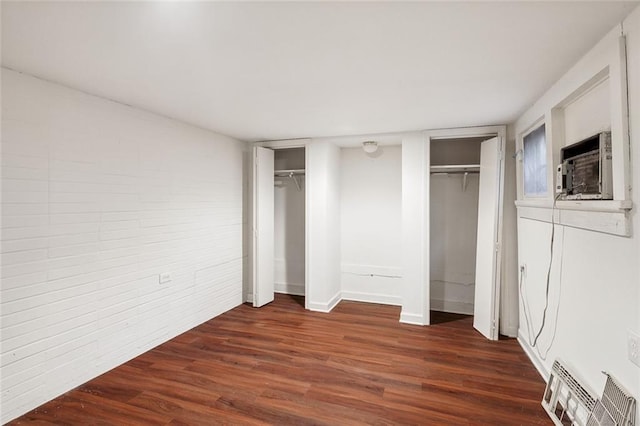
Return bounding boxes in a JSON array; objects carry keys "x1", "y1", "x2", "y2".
[
  {"x1": 430, "y1": 171, "x2": 480, "y2": 175},
  {"x1": 430, "y1": 164, "x2": 480, "y2": 175},
  {"x1": 274, "y1": 168, "x2": 305, "y2": 176}
]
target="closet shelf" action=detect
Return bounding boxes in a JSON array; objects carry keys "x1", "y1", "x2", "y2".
[{"x1": 430, "y1": 164, "x2": 480, "y2": 174}]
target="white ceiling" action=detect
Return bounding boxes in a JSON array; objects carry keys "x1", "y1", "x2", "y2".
[{"x1": 2, "y1": 1, "x2": 638, "y2": 142}]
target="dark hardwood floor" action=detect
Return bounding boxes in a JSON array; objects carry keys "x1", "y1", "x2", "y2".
[{"x1": 10, "y1": 294, "x2": 550, "y2": 425}]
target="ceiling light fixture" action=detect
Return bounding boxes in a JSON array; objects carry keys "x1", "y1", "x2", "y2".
[{"x1": 362, "y1": 141, "x2": 378, "y2": 154}]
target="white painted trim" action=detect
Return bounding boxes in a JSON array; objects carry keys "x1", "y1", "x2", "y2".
[
  {"x1": 430, "y1": 299, "x2": 474, "y2": 315},
  {"x1": 326, "y1": 291, "x2": 342, "y2": 312},
  {"x1": 254, "y1": 138, "x2": 311, "y2": 149},
  {"x1": 559, "y1": 208, "x2": 630, "y2": 236},
  {"x1": 517, "y1": 204, "x2": 631, "y2": 237},
  {"x1": 556, "y1": 199, "x2": 633, "y2": 212},
  {"x1": 307, "y1": 292, "x2": 341, "y2": 313},
  {"x1": 516, "y1": 199, "x2": 632, "y2": 213},
  {"x1": 424, "y1": 125, "x2": 507, "y2": 140},
  {"x1": 493, "y1": 135, "x2": 507, "y2": 340},
  {"x1": 274, "y1": 282, "x2": 305, "y2": 296},
  {"x1": 341, "y1": 291, "x2": 402, "y2": 306},
  {"x1": 518, "y1": 116, "x2": 548, "y2": 200},
  {"x1": 517, "y1": 331, "x2": 550, "y2": 381},
  {"x1": 246, "y1": 293, "x2": 254, "y2": 304},
  {"x1": 304, "y1": 144, "x2": 310, "y2": 311},
  {"x1": 399, "y1": 311, "x2": 426, "y2": 326}
]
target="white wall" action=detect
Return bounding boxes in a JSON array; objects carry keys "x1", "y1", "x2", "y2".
[
  {"x1": 340, "y1": 146, "x2": 402, "y2": 305},
  {"x1": 0, "y1": 69, "x2": 244, "y2": 423},
  {"x1": 513, "y1": 4, "x2": 640, "y2": 403},
  {"x1": 563, "y1": 77, "x2": 610, "y2": 146},
  {"x1": 306, "y1": 141, "x2": 341, "y2": 311},
  {"x1": 401, "y1": 133, "x2": 429, "y2": 325}
]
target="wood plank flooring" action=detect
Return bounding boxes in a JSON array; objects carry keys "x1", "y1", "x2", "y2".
[{"x1": 10, "y1": 294, "x2": 550, "y2": 425}]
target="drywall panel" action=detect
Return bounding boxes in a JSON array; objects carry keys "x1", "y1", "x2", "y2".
[
  {"x1": 563, "y1": 77, "x2": 610, "y2": 146},
  {"x1": 517, "y1": 217, "x2": 636, "y2": 393},
  {"x1": 306, "y1": 141, "x2": 341, "y2": 311},
  {"x1": 626, "y1": 5, "x2": 640, "y2": 402},
  {"x1": 0, "y1": 69, "x2": 244, "y2": 423},
  {"x1": 514, "y1": 4, "x2": 640, "y2": 401},
  {"x1": 340, "y1": 146, "x2": 402, "y2": 305},
  {"x1": 401, "y1": 133, "x2": 429, "y2": 325}
]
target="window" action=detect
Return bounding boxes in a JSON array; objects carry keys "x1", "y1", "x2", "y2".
[{"x1": 523, "y1": 124, "x2": 547, "y2": 197}]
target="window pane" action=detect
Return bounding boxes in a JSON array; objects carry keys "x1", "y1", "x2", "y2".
[{"x1": 523, "y1": 124, "x2": 547, "y2": 196}]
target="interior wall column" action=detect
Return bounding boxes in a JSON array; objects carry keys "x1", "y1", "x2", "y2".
[{"x1": 401, "y1": 133, "x2": 430, "y2": 325}]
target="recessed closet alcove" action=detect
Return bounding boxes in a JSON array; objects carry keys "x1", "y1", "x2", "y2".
[
  {"x1": 429, "y1": 137, "x2": 484, "y2": 316},
  {"x1": 274, "y1": 148, "x2": 306, "y2": 297},
  {"x1": 426, "y1": 129, "x2": 506, "y2": 340}
]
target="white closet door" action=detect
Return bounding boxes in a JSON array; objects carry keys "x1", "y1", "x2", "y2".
[
  {"x1": 473, "y1": 137, "x2": 502, "y2": 340},
  {"x1": 253, "y1": 146, "x2": 275, "y2": 307}
]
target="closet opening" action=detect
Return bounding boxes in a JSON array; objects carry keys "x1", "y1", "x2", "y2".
[
  {"x1": 429, "y1": 135, "x2": 497, "y2": 329},
  {"x1": 273, "y1": 148, "x2": 306, "y2": 304}
]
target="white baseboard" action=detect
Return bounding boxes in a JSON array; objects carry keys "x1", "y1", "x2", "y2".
[
  {"x1": 245, "y1": 293, "x2": 254, "y2": 304},
  {"x1": 274, "y1": 282, "x2": 305, "y2": 296},
  {"x1": 517, "y1": 331, "x2": 549, "y2": 381},
  {"x1": 430, "y1": 298, "x2": 473, "y2": 315},
  {"x1": 326, "y1": 291, "x2": 341, "y2": 312},
  {"x1": 308, "y1": 291, "x2": 341, "y2": 313},
  {"x1": 341, "y1": 291, "x2": 402, "y2": 306},
  {"x1": 399, "y1": 311, "x2": 426, "y2": 326}
]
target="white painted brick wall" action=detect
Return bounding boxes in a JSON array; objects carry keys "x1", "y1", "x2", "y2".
[{"x1": 0, "y1": 69, "x2": 244, "y2": 423}]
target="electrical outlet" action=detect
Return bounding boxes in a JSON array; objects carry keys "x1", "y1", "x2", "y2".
[
  {"x1": 159, "y1": 272, "x2": 172, "y2": 284},
  {"x1": 628, "y1": 330, "x2": 640, "y2": 367}
]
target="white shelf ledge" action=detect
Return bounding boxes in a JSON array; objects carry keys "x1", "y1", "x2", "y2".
[
  {"x1": 515, "y1": 199, "x2": 632, "y2": 213},
  {"x1": 515, "y1": 199, "x2": 633, "y2": 237},
  {"x1": 556, "y1": 199, "x2": 632, "y2": 212}
]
